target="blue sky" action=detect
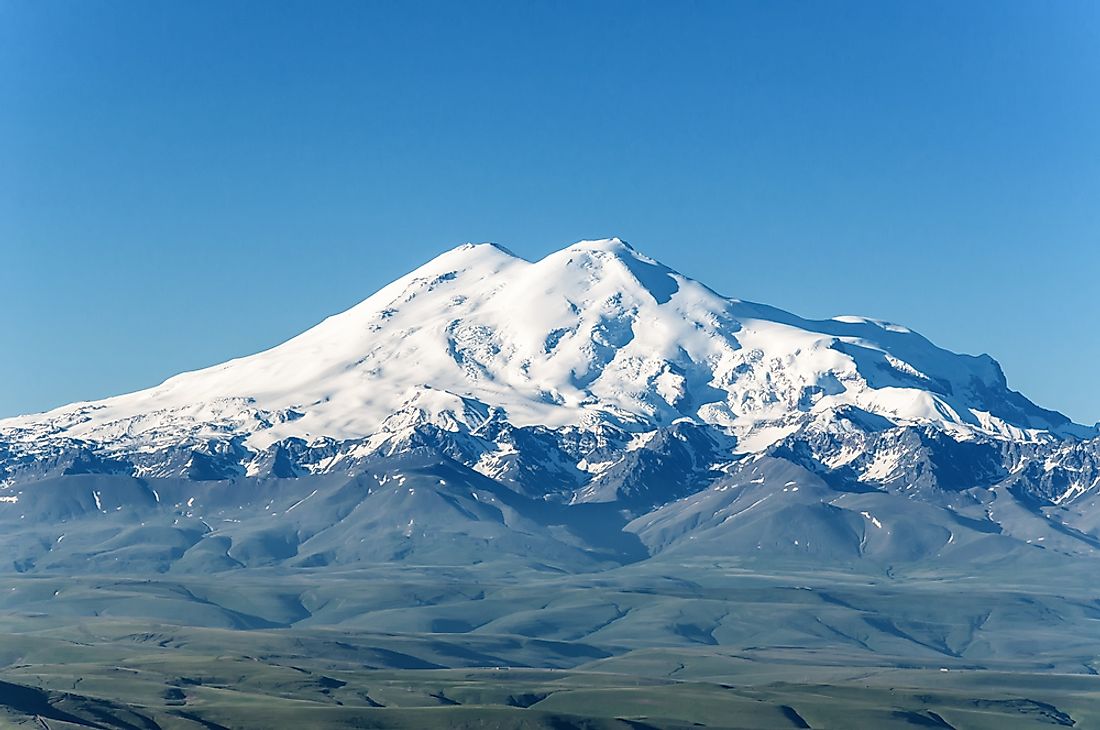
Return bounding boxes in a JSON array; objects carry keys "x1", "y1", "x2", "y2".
[{"x1": 2, "y1": 0, "x2": 1098, "y2": 423}]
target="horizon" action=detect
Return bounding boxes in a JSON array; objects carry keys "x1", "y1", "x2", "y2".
[{"x1": 3, "y1": 1, "x2": 1098, "y2": 423}]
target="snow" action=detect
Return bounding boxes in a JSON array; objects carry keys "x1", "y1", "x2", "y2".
[
  {"x1": 863, "y1": 449, "x2": 903, "y2": 482},
  {"x1": 734, "y1": 424, "x2": 802, "y2": 454},
  {"x1": 0, "y1": 238, "x2": 1086, "y2": 476},
  {"x1": 285, "y1": 489, "x2": 318, "y2": 513},
  {"x1": 860, "y1": 511, "x2": 883, "y2": 529},
  {"x1": 720, "y1": 495, "x2": 770, "y2": 523}
]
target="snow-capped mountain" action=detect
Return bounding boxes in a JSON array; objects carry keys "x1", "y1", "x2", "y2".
[{"x1": 2, "y1": 238, "x2": 1098, "y2": 531}]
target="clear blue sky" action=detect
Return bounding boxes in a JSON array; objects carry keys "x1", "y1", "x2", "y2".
[{"x1": 2, "y1": 0, "x2": 1098, "y2": 424}]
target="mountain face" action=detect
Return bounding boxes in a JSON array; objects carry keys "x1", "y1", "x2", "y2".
[{"x1": 2, "y1": 239, "x2": 1099, "y2": 571}]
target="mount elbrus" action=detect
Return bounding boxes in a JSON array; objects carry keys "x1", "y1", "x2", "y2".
[{"x1": 3, "y1": 239, "x2": 1099, "y2": 572}]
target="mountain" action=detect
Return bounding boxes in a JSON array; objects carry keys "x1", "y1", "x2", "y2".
[
  {"x1": 2, "y1": 238, "x2": 1099, "y2": 571},
  {"x1": 5, "y1": 239, "x2": 1100, "y2": 729}
]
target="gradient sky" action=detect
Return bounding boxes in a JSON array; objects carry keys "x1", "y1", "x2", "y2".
[{"x1": 2, "y1": 0, "x2": 1098, "y2": 424}]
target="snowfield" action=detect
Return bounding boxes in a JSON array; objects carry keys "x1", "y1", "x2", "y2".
[{"x1": 1, "y1": 239, "x2": 1087, "y2": 450}]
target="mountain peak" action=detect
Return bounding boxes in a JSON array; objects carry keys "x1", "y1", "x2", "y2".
[
  {"x1": 0, "y1": 239, "x2": 1086, "y2": 481},
  {"x1": 444, "y1": 238, "x2": 640, "y2": 266},
  {"x1": 452, "y1": 241, "x2": 517, "y2": 257},
  {"x1": 563, "y1": 237, "x2": 634, "y2": 254},
  {"x1": 417, "y1": 241, "x2": 521, "y2": 274}
]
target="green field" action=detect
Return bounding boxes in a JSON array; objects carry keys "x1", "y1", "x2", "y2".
[{"x1": 2, "y1": 561, "x2": 1097, "y2": 728}]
